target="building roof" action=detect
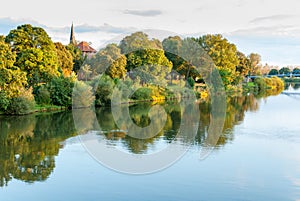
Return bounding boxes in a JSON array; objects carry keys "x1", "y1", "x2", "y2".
[{"x1": 77, "y1": 41, "x2": 97, "y2": 53}]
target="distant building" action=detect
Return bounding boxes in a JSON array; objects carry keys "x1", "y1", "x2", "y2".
[
  {"x1": 69, "y1": 23, "x2": 97, "y2": 58},
  {"x1": 77, "y1": 41, "x2": 97, "y2": 58}
]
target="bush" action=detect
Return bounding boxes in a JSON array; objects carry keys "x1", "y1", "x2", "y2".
[
  {"x1": 48, "y1": 76, "x2": 74, "y2": 108},
  {"x1": 34, "y1": 85, "x2": 51, "y2": 105},
  {"x1": 5, "y1": 88, "x2": 35, "y2": 115},
  {"x1": 187, "y1": 77, "x2": 195, "y2": 88},
  {"x1": 254, "y1": 77, "x2": 267, "y2": 91},
  {"x1": 0, "y1": 92, "x2": 10, "y2": 111},
  {"x1": 72, "y1": 81, "x2": 95, "y2": 108},
  {"x1": 131, "y1": 88, "x2": 153, "y2": 100},
  {"x1": 94, "y1": 75, "x2": 115, "y2": 106}
]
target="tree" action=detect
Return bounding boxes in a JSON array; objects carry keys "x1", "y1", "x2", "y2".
[
  {"x1": 269, "y1": 69, "x2": 279, "y2": 75},
  {"x1": 48, "y1": 76, "x2": 75, "y2": 108},
  {"x1": 88, "y1": 44, "x2": 127, "y2": 79},
  {"x1": 279, "y1": 67, "x2": 291, "y2": 75},
  {"x1": 15, "y1": 48, "x2": 59, "y2": 86},
  {"x1": 66, "y1": 44, "x2": 85, "y2": 73},
  {"x1": 292, "y1": 68, "x2": 300, "y2": 74},
  {"x1": 235, "y1": 51, "x2": 251, "y2": 82},
  {"x1": 5, "y1": 24, "x2": 59, "y2": 87},
  {"x1": 193, "y1": 34, "x2": 239, "y2": 86},
  {"x1": 249, "y1": 53, "x2": 261, "y2": 75},
  {"x1": 0, "y1": 36, "x2": 27, "y2": 99},
  {"x1": 54, "y1": 42, "x2": 73, "y2": 77},
  {"x1": 119, "y1": 32, "x2": 162, "y2": 54},
  {"x1": 119, "y1": 32, "x2": 172, "y2": 81},
  {"x1": 162, "y1": 36, "x2": 199, "y2": 79}
]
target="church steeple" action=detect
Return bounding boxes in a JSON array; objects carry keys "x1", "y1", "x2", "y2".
[{"x1": 70, "y1": 23, "x2": 76, "y2": 45}]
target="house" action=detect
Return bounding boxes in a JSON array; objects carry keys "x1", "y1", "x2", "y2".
[{"x1": 69, "y1": 23, "x2": 97, "y2": 58}]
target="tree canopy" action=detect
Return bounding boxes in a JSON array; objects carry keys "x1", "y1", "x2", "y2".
[
  {"x1": 5, "y1": 24, "x2": 59, "y2": 87},
  {"x1": 193, "y1": 34, "x2": 239, "y2": 86}
]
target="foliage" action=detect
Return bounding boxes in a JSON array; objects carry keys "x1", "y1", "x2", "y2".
[
  {"x1": 131, "y1": 87, "x2": 153, "y2": 100},
  {"x1": 162, "y1": 36, "x2": 200, "y2": 79},
  {"x1": 48, "y1": 76, "x2": 75, "y2": 108},
  {"x1": 66, "y1": 44, "x2": 85, "y2": 73},
  {"x1": 5, "y1": 24, "x2": 60, "y2": 87},
  {"x1": 269, "y1": 69, "x2": 279, "y2": 75},
  {"x1": 0, "y1": 36, "x2": 27, "y2": 98},
  {"x1": 254, "y1": 77, "x2": 284, "y2": 92},
  {"x1": 72, "y1": 81, "x2": 95, "y2": 108},
  {"x1": 193, "y1": 34, "x2": 239, "y2": 86},
  {"x1": 292, "y1": 68, "x2": 300, "y2": 74},
  {"x1": 0, "y1": 92, "x2": 10, "y2": 111},
  {"x1": 187, "y1": 77, "x2": 195, "y2": 88},
  {"x1": 279, "y1": 67, "x2": 291, "y2": 75},
  {"x1": 5, "y1": 88, "x2": 35, "y2": 115},
  {"x1": 54, "y1": 42, "x2": 73, "y2": 77},
  {"x1": 119, "y1": 32, "x2": 162, "y2": 54},
  {"x1": 249, "y1": 53, "x2": 261, "y2": 75},
  {"x1": 94, "y1": 75, "x2": 115, "y2": 106},
  {"x1": 236, "y1": 51, "x2": 251, "y2": 82},
  {"x1": 254, "y1": 77, "x2": 267, "y2": 91},
  {"x1": 87, "y1": 44, "x2": 127, "y2": 79},
  {"x1": 16, "y1": 48, "x2": 59, "y2": 86},
  {"x1": 34, "y1": 85, "x2": 51, "y2": 105}
]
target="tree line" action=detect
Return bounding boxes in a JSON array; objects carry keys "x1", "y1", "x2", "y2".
[{"x1": 0, "y1": 24, "x2": 285, "y2": 114}]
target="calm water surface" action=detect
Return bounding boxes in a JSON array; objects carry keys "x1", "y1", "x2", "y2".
[{"x1": 0, "y1": 86, "x2": 300, "y2": 201}]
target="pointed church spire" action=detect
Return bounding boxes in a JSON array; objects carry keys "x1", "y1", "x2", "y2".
[{"x1": 70, "y1": 23, "x2": 76, "y2": 45}]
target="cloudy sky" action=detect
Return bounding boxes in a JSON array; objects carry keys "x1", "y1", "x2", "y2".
[{"x1": 1, "y1": 0, "x2": 300, "y2": 66}]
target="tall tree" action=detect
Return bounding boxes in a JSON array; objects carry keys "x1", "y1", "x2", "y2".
[
  {"x1": 88, "y1": 44, "x2": 127, "y2": 79},
  {"x1": 54, "y1": 42, "x2": 73, "y2": 77},
  {"x1": 249, "y1": 53, "x2": 261, "y2": 75},
  {"x1": 5, "y1": 24, "x2": 59, "y2": 87},
  {"x1": 119, "y1": 32, "x2": 162, "y2": 54},
  {"x1": 66, "y1": 44, "x2": 85, "y2": 73},
  {"x1": 119, "y1": 32, "x2": 172, "y2": 80},
  {"x1": 193, "y1": 34, "x2": 239, "y2": 86},
  {"x1": 279, "y1": 67, "x2": 291, "y2": 75},
  {"x1": 0, "y1": 36, "x2": 27, "y2": 98}
]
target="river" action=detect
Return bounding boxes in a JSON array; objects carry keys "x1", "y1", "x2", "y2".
[{"x1": 0, "y1": 85, "x2": 300, "y2": 201}]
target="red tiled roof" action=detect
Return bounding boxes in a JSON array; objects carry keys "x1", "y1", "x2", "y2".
[{"x1": 77, "y1": 41, "x2": 97, "y2": 53}]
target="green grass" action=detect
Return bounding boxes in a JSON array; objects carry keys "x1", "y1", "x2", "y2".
[{"x1": 34, "y1": 104, "x2": 66, "y2": 112}]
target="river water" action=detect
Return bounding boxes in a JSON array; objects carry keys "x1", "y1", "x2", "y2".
[{"x1": 0, "y1": 85, "x2": 300, "y2": 201}]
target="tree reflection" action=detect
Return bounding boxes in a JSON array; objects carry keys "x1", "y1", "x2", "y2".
[{"x1": 0, "y1": 112, "x2": 76, "y2": 186}]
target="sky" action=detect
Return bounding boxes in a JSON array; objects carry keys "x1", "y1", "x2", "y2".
[{"x1": 1, "y1": 0, "x2": 300, "y2": 66}]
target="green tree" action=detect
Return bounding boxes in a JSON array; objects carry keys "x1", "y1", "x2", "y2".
[
  {"x1": 88, "y1": 44, "x2": 127, "y2": 79},
  {"x1": 279, "y1": 67, "x2": 291, "y2": 75},
  {"x1": 54, "y1": 42, "x2": 73, "y2": 77},
  {"x1": 5, "y1": 24, "x2": 59, "y2": 87},
  {"x1": 162, "y1": 36, "x2": 199, "y2": 79},
  {"x1": 119, "y1": 32, "x2": 172, "y2": 82},
  {"x1": 66, "y1": 44, "x2": 85, "y2": 73},
  {"x1": 16, "y1": 48, "x2": 59, "y2": 86},
  {"x1": 48, "y1": 76, "x2": 75, "y2": 108},
  {"x1": 292, "y1": 68, "x2": 300, "y2": 74},
  {"x1": 269, "y1": 69, "x2": 279, "y2": 75},
  {"x1": 0, "y1": 36, "x2": 27, "y2": 99},
  {"x1": 119, "y1": 32, "x2": 162, "y2": 54},
  {"x1": 236, "y1": 51, "x2": 251, "y2": 77},
  {"x1": 193, "y1": 34, "x2": 239, "y2": 86}
]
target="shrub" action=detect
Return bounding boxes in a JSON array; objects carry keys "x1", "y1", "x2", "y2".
[
  {"x1": 72, "y1": 81, "x2": 95, "y2": 108},
  {"x1": 254, "y1": 77, "x2": 267, "y2": 91},
  {"x1": 48, "y1": 76, "x2": 74, "y2": 108},
  {"x1": 0, "y1": 92, "x2": 10, "y2": 111},
  {"x1": 34, "y1": 85, "x2": 51, "y2": 105},
  {"x1": 5, "y1": 88, "x2": 35, "y2": 115},
  {"x1": 94, "y1": 75, "x2": 115, "y2": 106},
  {"x1": 131, "y1": 88, "x2": 153, "y2": 100}
]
